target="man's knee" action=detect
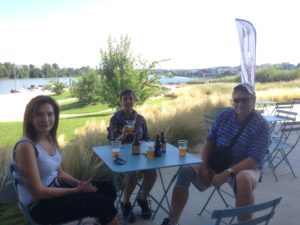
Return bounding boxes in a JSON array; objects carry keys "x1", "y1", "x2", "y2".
[
  {"x1": 235, "y1": 171, "x2": 255, "y2": 192},
  {"x1": 175, "y1": 166, "x2": 195, "y2": 190},
  {"x1": 127, "y1": 172, "x2": 138, "y2": 182},
  {"x1": 144, "y1": 169, "x2": 157, "y2": 179}
]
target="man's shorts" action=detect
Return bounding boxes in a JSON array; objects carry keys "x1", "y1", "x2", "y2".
[{"x1": 176, "y1": 165, "x2": 261, "y2": 192}]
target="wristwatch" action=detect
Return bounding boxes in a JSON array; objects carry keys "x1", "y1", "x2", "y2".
[{"x1": 227, "y1": 168, "x2": 234, "y2": 176}]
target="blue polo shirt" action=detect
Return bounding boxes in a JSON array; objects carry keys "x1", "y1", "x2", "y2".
[{"x1": 207, "y1": 109, "x2": 270, "y2": 169}]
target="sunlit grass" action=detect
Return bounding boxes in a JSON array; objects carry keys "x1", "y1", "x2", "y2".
[
  {"x1": 0, "y1": 122, "x2": 22, "y2": 148},
  {"x1": 60, "y1": 120, "x2": 111, "y2": 180},
  {"x1": 59, "y1": 99, "x2": 110, "y2": 114},
  {"x1": 50, "y1": 90, "x2": 72, "y2": 100}
]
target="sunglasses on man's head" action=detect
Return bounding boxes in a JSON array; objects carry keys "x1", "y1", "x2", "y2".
[{"x1": 231, "y1": 96, "x2": 253, "y2": 104}]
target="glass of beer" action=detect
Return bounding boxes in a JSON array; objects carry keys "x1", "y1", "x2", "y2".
[
  {"x1": 146, "y1": 145, "x2": 154, "y2": 159},
  {"x1": 178, "y1": 140, "x2": 188, "y2": 156},
  {"x1": 111, "y1": 141, "x2": 121, "y2": 158},
  {"x1": 125, "y1": 120, "x2": 135, "y2": 134}
]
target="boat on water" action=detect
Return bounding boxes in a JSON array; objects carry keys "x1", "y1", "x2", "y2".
[{"x1": 10, "y1": 88, "x2": 21, "y2": 93}]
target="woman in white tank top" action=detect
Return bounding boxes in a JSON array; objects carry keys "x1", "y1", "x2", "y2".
[{"x1": 13, "y1": 95, "x2": 119, "y2": 225}]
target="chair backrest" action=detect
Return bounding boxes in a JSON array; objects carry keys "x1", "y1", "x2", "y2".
[
  {"x1": 211, "y1": 197, "x2": 282, "y2": 225},
  {"x1": 8, "y1": 164, "x2": 39, "y2": 225},
  {"x1": 204, "y1": 114, "x2": 215, "y2": 132},
  {"x1": 271, "y1": 121, "x2": 300, "y2": 146},
  {"x1": 274, "y1": 110, "x2": 297, "y2": 121},
  {"x1": 274, "y1": 102, "x2": 294, "y2": 110},
  {"x1": 255, "y1": 109, "x2": 264, "y2": 114},
  {"x1": 0, "y1": 165, "x2": 18, "y2": 203},
  {"x1": 279, "y1": 121, "x2": 300, "y2": 146}
]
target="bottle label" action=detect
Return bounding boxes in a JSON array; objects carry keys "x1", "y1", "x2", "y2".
[
  {"x1": 133, "y1": 146, "x2": 140, "y2": 155},
  {"x1": 154, "y1": 145, "x2": 162, "y2": 157}
]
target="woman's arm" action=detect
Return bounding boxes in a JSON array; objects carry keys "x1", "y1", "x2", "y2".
[
  {"x1": 15, "y1": 142, "x2": 94, "y2": 199},
  {"x1": 57, "y1": 168, "x2": 80, "y2": 186}
]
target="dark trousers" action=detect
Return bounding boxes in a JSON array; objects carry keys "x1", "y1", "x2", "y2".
[{"x1": 30, "y1": 181, "x2": 117, "y2": 225}]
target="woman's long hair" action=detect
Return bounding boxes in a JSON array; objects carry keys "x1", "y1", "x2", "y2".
[{"x1": 23, "y1": 95, "x2": 60, "y2": 147}]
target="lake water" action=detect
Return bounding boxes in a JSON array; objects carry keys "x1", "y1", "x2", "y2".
[{"x1": 0, "y1": 76, "x2": 197, "y2": 94}]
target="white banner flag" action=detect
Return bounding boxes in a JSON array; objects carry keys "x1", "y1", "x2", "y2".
[{"x1": 235, "y1": 18, "x2": 256, "y2": 87}]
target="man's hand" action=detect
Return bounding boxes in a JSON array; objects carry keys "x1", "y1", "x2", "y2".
[{"x1": 211, "y1": 170, "x2": 230, "y2": 187}]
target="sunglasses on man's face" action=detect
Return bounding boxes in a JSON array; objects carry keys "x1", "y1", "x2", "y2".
[{"x1": 231, "y1": 97, "x2": 253, "y2": 104}]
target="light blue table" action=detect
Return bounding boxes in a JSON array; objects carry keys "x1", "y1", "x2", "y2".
[{"x1": 92, "y1": 142, "x2": 202, "y2": 220}]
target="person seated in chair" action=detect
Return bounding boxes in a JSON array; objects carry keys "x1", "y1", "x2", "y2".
[
  {"x1": 161, "y1": 83, "x2": 270, "y2": 225},
  {"x1": 13, "y1": 95, "x2": 119, "y2": 225},
  {"x1": 108, "y1": 89, "x2": 157, "y2": 223}
]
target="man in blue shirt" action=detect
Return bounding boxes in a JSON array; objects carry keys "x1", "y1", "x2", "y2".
[{"x1": 161, "y1": 83, "x2": 270, "y2": 225}]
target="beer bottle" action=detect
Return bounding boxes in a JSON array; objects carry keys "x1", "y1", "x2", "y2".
[
  {"x1": 132, "y1": 134, "x2": 141, "y2": 155},
  {"x1": 154, "y1": 134, "x2": 162, "y2": 157},
  {"x1": 160, "y1": 131, "x2": 167, "y2": 153}
]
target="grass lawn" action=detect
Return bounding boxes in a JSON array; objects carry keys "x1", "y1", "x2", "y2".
[
  {"x1": 0, "y1": 115, "x2": 111, "y2": 148},
  {"x1": 50, "y1": 90, "x2": 72, "y2": 100},
  {"x1": 0, "y1": 122, "x2": 22, "y2": 148},
  {"x1": 59, "y1": 100, "x2": 110, "y2": 114},
  {"x1": 0, "y1": 94, "x2": 172, "y2": 148}
]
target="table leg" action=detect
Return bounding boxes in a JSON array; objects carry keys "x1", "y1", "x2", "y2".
[{"x1": 151, "y1": 166, "x2": 181, "y2": 220}]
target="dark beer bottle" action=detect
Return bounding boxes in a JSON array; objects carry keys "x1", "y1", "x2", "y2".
[
  {"x1": 160, "y1": 132, "x2": 167, "y2": 153},
  {"x1": 132, "y1": 134, "x2": 141, "y2": 155},
  {"x1": 154, "y1": 134, "x2": 162, "y2": 157}
]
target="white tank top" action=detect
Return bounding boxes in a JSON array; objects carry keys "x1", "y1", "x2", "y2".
[{"x1": 13, "y1": 136, "x2": 62, "y2": 207}]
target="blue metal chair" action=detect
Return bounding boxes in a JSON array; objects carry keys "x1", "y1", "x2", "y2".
[
  {"x1": 270, "y1": 102, "x2": 295, "y2": 116},
  {"x1": 204, "y1": 113, "x2": 216, "y2": 132},
  {"x1": 204, "y1": 197, "x2": 282, "y2": 225},
  {"x1": 8, "y1": 164, "x2": 83, "y2": 225},
  {"x1": 265, "y1": 121, "x2": 300, "y2": 181},
  {"x1": 270, "y1": 110, "x2": 297, "y2": 135}
]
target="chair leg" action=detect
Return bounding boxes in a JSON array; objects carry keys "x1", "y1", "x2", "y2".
[
  {"x1": 217, "y1": 189, "x2": 233, "y2": 208},
  {"x1": 265, "y1": 151, "x2": 278, "y2": 182},
  {"x1": 198, "y1": 187, "x2": 217, "y2": 216},
  {"x1": 273, "y1": 149, "x2": 297, "y2": 178},
  {"x1": 198, "y1": 187, "x2": 233, "y2": 216}
]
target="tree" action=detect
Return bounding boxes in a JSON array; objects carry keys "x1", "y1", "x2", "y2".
[
  {"x1": 50, "y1": 79, "x2": 65, "y2": 95},
  {"x1": 99, "y1": 35, "x2": 162, "y2": 108},
  {"x1": 42, "y1": 63, "x2": 53, "y2": 77},
  {"x1": 72, "y1": 71, "x2": 101, "y2": 104}
]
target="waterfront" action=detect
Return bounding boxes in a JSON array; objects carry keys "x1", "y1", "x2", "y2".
[
  {"x1": 0, "y1": 77, "x2": 74, "y2": 94},
  {"x1": 0, "y1": 76, "x2": 197, "y2": 94}
]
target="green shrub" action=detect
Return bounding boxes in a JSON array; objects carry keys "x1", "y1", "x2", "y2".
[
  {"x1": 72, "y1": 71, "x2": 102, "y2": 104},
  {"x1": 256, "y1": 68, "x2": 300, "y2": 83},
  {"x1": 50, "y1": 79, "x2": 65, "y2": 95}
]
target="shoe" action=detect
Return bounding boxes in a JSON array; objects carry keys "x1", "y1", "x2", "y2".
[
  {"x1": 121, "y1": 202, "x2": 136, "y2": 223},
  {"x1": 161, "y1": 218, "x2": 170, "y2": 225},
  {"x1": 137, "y1": 197, "x2": 152, "y2": 219}
]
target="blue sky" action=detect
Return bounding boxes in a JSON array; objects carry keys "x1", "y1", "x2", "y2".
[{"x1": 0, "y1": 0, "x2": 299, "y2": 69}]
